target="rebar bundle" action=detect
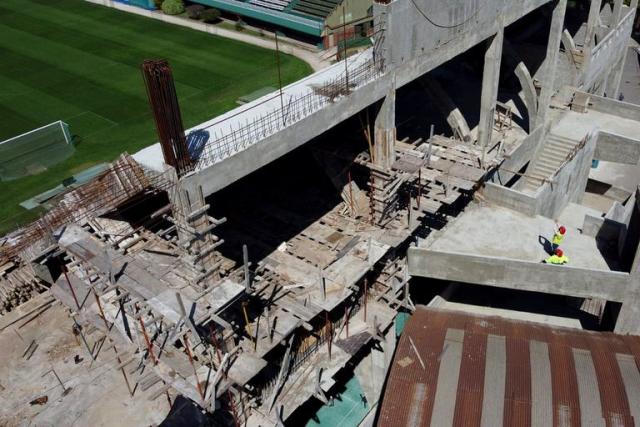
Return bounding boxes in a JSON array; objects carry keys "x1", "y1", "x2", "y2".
[{"x1": 141, "y1": 59, "x2": 192, "y2": 174}]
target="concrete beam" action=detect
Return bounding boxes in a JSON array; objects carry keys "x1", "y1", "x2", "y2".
[
  {"x1": 587, "y1": 92, "x2": 640, "y2": 121},
  {"x1": 514, "y1": 62, "x2": 538, "y2": 131},
  {"x1": 611, "y1": 0, "x2": 624, "y2": 28},
  {"x1": 407, "y1": 247, "x2": 630, "y2": 302},
  {"x1": 478, "y1": 27, "x2": 504, "y2": 167},
  {"x1": 593, "y1": 131, "x2": 640, "y2": 165},
  {"x1": 604, "y1": 53, "x2": 626, "y2": 99},
  {"x1": 583, "y1": 0, "x2": 602, "y2": 62},
  {"x1": 180, "y1": 73, "x2": 394, "y2": 196}
]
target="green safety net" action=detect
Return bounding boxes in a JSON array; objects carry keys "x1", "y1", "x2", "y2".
[
  {"x1": 0, "y1": 121, "x2": 74, "y2": 181},
  {"x1": 395, "y1": 311, "x2": 410, "y2": 337},
  {"x1": 307, "y1": 376, "x2": 370, "y2": 427}
]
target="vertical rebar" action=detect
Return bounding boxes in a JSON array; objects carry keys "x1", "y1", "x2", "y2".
[
  {"x1": 93, "y1": 290, "x2": 133, "y2": 396},
  {"x1": 343, "y1": 5, "x2": 349, "y2": 91},
  {"x1": 183, "y1": 333, "x2": 205, "y2": 400},
  {"x1": 62, "y1": 264, "x2": 81, "y2": 311},
  {"x1": 141, "y1": 60, "x2": 191, "y2": 174},
  {"x1": 363, "y1": 278, "x2": 368, "y2": 322},
  {"x1": 275, "y1": 33, "x2": 285, "y2": 127}
]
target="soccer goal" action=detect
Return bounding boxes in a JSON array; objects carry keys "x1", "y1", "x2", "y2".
[{"x1": 0, "y1": 121, "x2": 75, "y2": 181}]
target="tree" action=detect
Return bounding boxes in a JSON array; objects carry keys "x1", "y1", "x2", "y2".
[
  {"x1": 186, "y1": 4, "x2": 205, "y2": 19},
  {"x1": 161, "y1": 0, "x2": 185, "y2": 15},
  {"x1": 201, "y1": 8, "x2": 221, "y2": 23}
]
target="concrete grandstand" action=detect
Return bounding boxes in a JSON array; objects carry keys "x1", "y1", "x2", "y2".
[{"x1": 191, "y1": 0, "x2": 374, "y2": 47}]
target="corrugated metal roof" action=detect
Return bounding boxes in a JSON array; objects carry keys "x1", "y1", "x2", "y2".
[{"x1": 378, "y1": 308, "x2": 640, "y2": 427}]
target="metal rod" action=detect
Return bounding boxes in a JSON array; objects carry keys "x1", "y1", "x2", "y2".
[
  {"x1": 73, "y1": 316, "x2": 96, "y2": 361},
  {"x1": 136, "y1": 305, "x2": 158, "y2": 365},
  {"x1": 325, "y1": 312, "x2": 332, "y2": 361},
  {"x1": 343, "y1": 4, "x2": 349, "y2": 91},
  {"x1": 417, "y1": 168, "x2": 422, "y2": 208},
  {"x1": 63, "y1": 264, "x2": 81, "y2": 311},
  {"x1": 275, "y1": 33, "x2": 285, "y2": 127},
  {"x1": 93, "y1": 290, "x2": 133, "y2": 396},
  {"x1": 348, "y1": 169, "x2": 355, "y2": 217},
  {"x1": 183, "y1": 333, "x2": 205, "y2": 400},
  {"x1": 344, "y1": 306, "x2": 349, "y2": 338},
  {"x1": 241, "y1": 302, "x2": 255, "y2": 349},
  {"x1": 363, "y1": 278, "x2": 368, "y2": 322},
  {"x1": 243, "y1": 244, "x2": 251, "y2": 293}
]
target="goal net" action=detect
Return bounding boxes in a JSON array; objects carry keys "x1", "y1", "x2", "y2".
[{"x1": 0, "y1": 121, "x2": 75, "y2": 181}]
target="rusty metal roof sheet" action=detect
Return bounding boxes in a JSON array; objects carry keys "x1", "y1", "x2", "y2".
[{"x1": 378, "y1": 307, "x2": 640, "y2": 427}]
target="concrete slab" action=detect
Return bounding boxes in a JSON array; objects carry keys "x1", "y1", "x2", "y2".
[
  {"x1": 425, "y1": 203, "x2": 611, "y2": 270},
  {"x1": 557, "y1": 202, "x2": 603, "y2": 230},
  {"x1": 590, "y1": 161, "x2": 640, "y2": 194}
]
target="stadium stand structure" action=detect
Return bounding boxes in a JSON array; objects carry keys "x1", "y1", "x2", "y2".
[{"x1": 191, "y1": 0, "x2": 373, "y2": 48}]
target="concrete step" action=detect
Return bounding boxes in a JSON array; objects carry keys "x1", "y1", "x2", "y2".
[
  {"x1": 545, "y1": 141, "x2": 576, "y2": 152},
  {"x1": 536, "y1": 164, "x2": 557, "y2": 175},
  {"x1": 538, "y1": 152, "x2": 564, "y2": 164},
  {"x1": 548, "y1": 134, "x2": 579, "y2": 145},
  {"x1": 542, "y1": 144, "x2": 573, "y2": 158}
]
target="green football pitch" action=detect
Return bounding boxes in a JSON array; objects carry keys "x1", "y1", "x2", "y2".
[{"x1": 0, "y1": 0, "x2": 312, "y2": 233}]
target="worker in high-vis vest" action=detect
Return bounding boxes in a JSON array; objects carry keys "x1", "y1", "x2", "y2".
[
  {"x1": 551, "y1": 225, "x2": 566, "y2": 252},
  {"x1": 545, "y1": 248, "x2": 569, "y2": 265}
]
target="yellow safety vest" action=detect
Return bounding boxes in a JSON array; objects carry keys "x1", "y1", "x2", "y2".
[
  {"x1": 546, "y1": 254, "x2": 569, "y2": 264},
  {"x1": 552, "y1": 233, "x2": 564, "y2": 245}
]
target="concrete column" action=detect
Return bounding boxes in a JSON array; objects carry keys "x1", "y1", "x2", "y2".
[
  {"x1": 611, "y1": 0, "x2": 624, "y2": 28},
  {"x1": 478, "y1": 27, "x2": 504, "y2": 167},
  {"x1": 605, "y1": 52, "x2": 627, "y2": 99},
  {"x1": 535, "y1": 0, "x2": 567, "y2": 128},
  {"x1": 373, "y1": 76, "x2": 396, "y2": 170},
  {"x1": 583, "y1": 0, "x2": 602, "y2": 63}
]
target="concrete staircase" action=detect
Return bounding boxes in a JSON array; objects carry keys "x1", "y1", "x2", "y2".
[{"x1": 521, "y1": 134, "x2": 579, "y2": 193}]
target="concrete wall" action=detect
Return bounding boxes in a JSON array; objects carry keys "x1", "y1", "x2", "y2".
[
  {"x1": 534, "y1": 131, "x2": 596, "y2": 219},
  {"x1": 376, "y1": 0, "x2": 552, "y2": 90},
  {"x1": 588, "y1": 92, "x2": 640, "y2": 122},
  {"x1": 621, "y1": 190, "x2": 640, "y2": 272},
  {"x1": 582, "y1": 5, "x2": 636, "y2": 89},
  {"x1": 407, "y1": 247, "x2": 631, "y2": 302},
  {"x1": 483, "y1": 132, "x2": 596, "y2": 219},
  {"x1": 490, "y1": 126, "x2": 544, "y2": 185},
  {"x1": 482, "y1": 183, "x2": 538, "y2": 216}
]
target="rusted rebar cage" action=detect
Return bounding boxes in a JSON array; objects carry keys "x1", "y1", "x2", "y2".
[
  {"x1": 0, "y1": 155, "x2": 175, "y2": 263},
  {"x1": 141, "y1": 59, "x2": 192, "y2": 174}
]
